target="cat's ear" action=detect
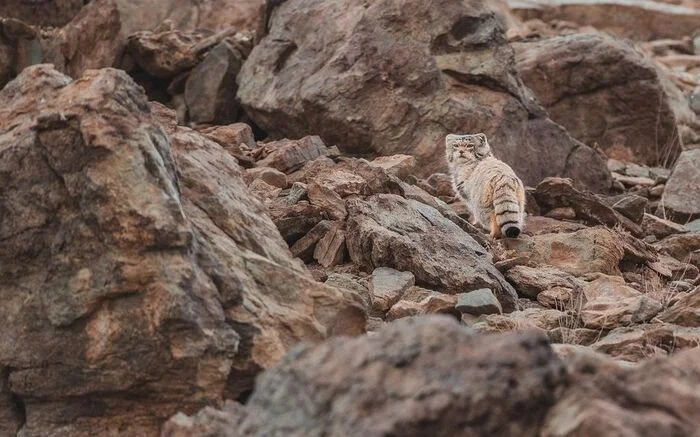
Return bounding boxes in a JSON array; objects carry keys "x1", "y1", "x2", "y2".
[{"x1": 474, "y1": 134, "x2": 490, "y2": 158}]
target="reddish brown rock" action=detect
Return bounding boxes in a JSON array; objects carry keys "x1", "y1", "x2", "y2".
[
  {"x1": 542, "y1": 347, "x2": 700, "y2": 437},
  {"x1": 509, "y1": 0, "x2": 700, "y2": 41},
  {"x1": 233, "y1": 316, "x2": 566, "y2": 437},
  {"x1": 369, "y1": 154, "x2": 417, "y2": 180},
  {"x1": 313, "y1": 222, "x2": 347, "y2": 268},
  {"x1": 591, "y1": 323, "x2": 700, "y2": 362},
  {"x1": 580, "y1": 276, "x2": 663, "y2": 330},
  {"x1": 516, "y1": 34, "x2": 681, "y2": 167},
  {"x1": 257, "y1": 136, "x2": 329, "y2": 174},
  {"x1": 0, "y1": 65, "x2": 366, "y2": 436},
  {"x1": 658, "y1": 286, "x2": 700, "y2": 327},
  {"x1": 238, "y1": 0, "x2": 612, "y2": 192},
  {"x1": 505, "y1": 265, "x2": 582, "y2": 299},
  {"x1": 504, "y1": 227, "x2": 626, "y2": 276}
]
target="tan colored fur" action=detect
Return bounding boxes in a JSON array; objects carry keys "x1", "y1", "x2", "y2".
[{"x1": 445, "y1": 133, "x2": 525, "y2": 238}]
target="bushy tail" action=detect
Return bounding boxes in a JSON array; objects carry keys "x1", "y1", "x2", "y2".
[{"x1": 493, "y1": 178, "x2": 524, "y2": 238}]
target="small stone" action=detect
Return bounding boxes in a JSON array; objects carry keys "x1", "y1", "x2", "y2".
[
  {"x1": 545, "y1": 207, "x2": 576, "y2": 220},
  {"x1": 607, "y1": 159, "x2": 626, "y2": 174},
  {"x1": 670, "y1": 281, "x2": 694, "y2": 292},
  {"x1": 246, "y1": 167, "x2": 288, "y2": 188},
  {"x1": 686, "y1": 218, "x2": 700, "y2": 233},
  {"x1": 612, "y1": 173, "x2": 656, "y2": 187},
  {"x1": 249, "y1": 179, "x2": 282, "y2": 201},
  {"x1": 624, "y1": 163, "x2": 651, "y2": 178},
  {"x1": 602, "y1": 194, "x2": 647, "y2": 224},
  {"x1": 455, "y1": 289, "x2": 502, "y2": 316},
  {"x1": 200, "y1": 123, "x2": 256, "y2": 154},
  {"x1": 285, "y1": 182, "x2": 308, "y2": 205},
  {"x1": 642, "y1": 213, "x2": 688, "y2": 239},
  {"x1": 659, "y1": 149, "x2": 700, "y2": 222},
  {"x1": 649, "y1": 184, "x2": 665, "y2": 198},
  {"x1": 290, "y1": 220, "x2": 333, "y2": 262},
  {"x1": 649, "y1": 167, "x2": 671, "y2": 184},
  {"x1": 537, "y1": 287, "x2": 575, "y2": 310},
  {"x1": 425, "y1": 173, "x2": 453, "y2": 197},
  {"x1": 307, "y1": 182, "x2": 347, "y2": 220},
  {"x1": 370, "y1": 267, "x2": 415, "y2": 314},
  {"x1": 369, "y1": 154, "x2": 417, "y2": 180},
  {"x1": 313, "y1": 222, "x2": 347, "y2": 268},
  {"x1": 258, "y1": 136, "x2": 329, "y2": 173}
]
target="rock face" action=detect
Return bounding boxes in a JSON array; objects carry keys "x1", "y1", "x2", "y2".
[
  {"x1": 346, "y1": 194, "x2": 519, "y2": 311},
  {"x1": 659, "y1": 149, "x2": 700, "y2": 222},
  {"x1": 0, "y1": 0, "x2": 85, "y2": 27},
  {"x1": 542, "y1": 348, "x2": 700, "y2": 436},
  {"x1": 238, "y1": 0, "x2": 613, "y2": 191},
  {"x1": 181, "y1": 316, "x2": 566, "y2": 437},
  {"x1": 508, "y1": 0, "x2": 700, "y2": 41},
  {"x1": 0, "y1": 65, "x2": 365, "y2": 436},
  {"x1": 515, "y1": 34, "x2": 681, "y2": 167}
]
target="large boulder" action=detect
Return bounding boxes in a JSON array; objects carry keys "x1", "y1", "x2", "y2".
[
  {"x1": 515, "y1": 34, "x2": 681, "y2": 167},
  {"x1": 0, "y1": 0, "x2": 85, "y2": 27},
  {"x1": 346, "y1": 194, "x2": 519, "y2": 312},
  {"x1": 542, "y1": 348, "x2": 700, "y2": 436},
  {"x1": 508, "y1": 0, "x2": 700, "y2": 41},
  {"x1": 164, "y1": 316, "x2": 567, "y2": 437},
  {"x1": 238, "y1": 0, "x2": 613, "y2": 192},
  {"x1": 0, "y1": 65, "x2": 366, "y2": 436}
]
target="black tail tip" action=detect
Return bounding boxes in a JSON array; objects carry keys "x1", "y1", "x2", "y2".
[{"x1": 504, "y1": 227, "x2": 521, "y2": 239}]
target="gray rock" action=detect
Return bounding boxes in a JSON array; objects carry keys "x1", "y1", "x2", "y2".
[
  {"x1": 455, "y1": 289, "x2": 503, "y2": 315},
  {"x1": 659, "y1": 149, "x2": 700, "y2": 222},
  {"x1": 346, "y1": 194, "x2": 518, "y2": 311},
  {"x1": 184, "y1": 39, "x2": 245, "y2": 124},
  {"x1": 370, "y1": 267, "x2": 415, "y2": 314}
]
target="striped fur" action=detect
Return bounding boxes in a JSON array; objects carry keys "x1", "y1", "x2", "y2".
[{"x1": 445, "y1": 133, "x2": 525, "y2": 239}]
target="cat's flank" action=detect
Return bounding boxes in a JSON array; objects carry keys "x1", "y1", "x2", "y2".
[{"x1": 445, "y1": 133, "x2": 525, "y2": 239}]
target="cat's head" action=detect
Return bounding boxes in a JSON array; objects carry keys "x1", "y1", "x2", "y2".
[{"x1": 445, "y1": 133, "x2": 491, "y2": 165}]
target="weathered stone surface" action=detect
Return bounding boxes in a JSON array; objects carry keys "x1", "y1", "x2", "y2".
[
  {"x1": 0, "y1": 0, "x2": 85, "y2": 28},
  {"x1": 533, "y1": 178, "x2": 639, "y2": 234},
  {"x1": 538, "y1": 287, "x2": 576, "y2": 310},
  {"x1": 654, "y1": 233, "x2": 700, "y2": 269},
  {"x1": 257, "y1": 136, "x2": 328, "y2": 173},
  {"x1": 184, "y1": 38, "x2": 248, "y2": 124},
  {"x1": 602, "y1": 194, "x2": 648, "y2": 224},
  {"x1": 516, "y1": 34, "x2": 681, "y2": 166},
  {"x1": 523, "y1": 216, "x2": 587, "y2": 236},
  {"x1": 346, "y1": 194, "x2": 518, "y2": 311},
  {"x1": 369, "y1": 267, "x2": 415, "y2": 314},
  {"x1": 238, "y1": 0, "x2": 612, "y2": 191},
  {"x1": 542, "y1": 347, "x2": 700, "y2": 436},
  {"x1": 580, "y1": 276, "x2": 663, "y2": 329},
  {"x1": 504, "y1": 227, "x2": 626, "y2": 276},
  {"x1": 472, "y1": 308, "x2": 577, "y2": 334},
  {"x1": 456, "y1": 289, "x2": 503, "y2": 315},
  {"x1": 246, "y1": 167, "x2": 287, "y2": 189},
  {"x1": 0, "y1": 65, "x2": 367, "y2": 436},
  {"x1": 269, "y1": 201, "x2": 325, "y2": 244},
  {"x1": 161, "y1": 401, "x2": 244, "y2": 437},
  {"x1": 592, "y1": 324, "x2": 700, "y2": 361},
  {"x1": 659, "y1": 149, "x2": 700, "y2": 222},
  {"x1": 289, "y1": 220, "x2": 332, "y2": 262},
  {"x1": 658, "y1": 286, "x2": 700, "y2": 327},
  {"x1": 509, "y1": 0, "x2": 700, "y2": 40},
  {"x1": 642, "y1": 213, "x2": 689, "y2": 239},
  {"x1": 313, "y1": 222, "x2": 347, "y2": 268},
  {"x1": 233, "y1": 316, "x2": 566, "y2": 437},
  {"x1": 386, "y1": 293, "x2": 458, "y2": 321},
  {"x1": 306, "y1": 181, "x2": 347, "y2": 221},
  {"x1": 368, "y1": 154, "x2": 417, "y2": 180},
  {"x1": 126, "y1": 28, "x2": 206, "y2": 79},
  {"x1": 199, "y1": 123, "x2": 256, "y2": 155},
  {"x1": 505, "y1": 265, "x2": 581, "y2": 299}
]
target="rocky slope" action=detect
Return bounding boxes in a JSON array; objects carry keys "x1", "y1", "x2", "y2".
[{"x1": 0, "y1": 0, "x2": 699, "y2": 436}]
